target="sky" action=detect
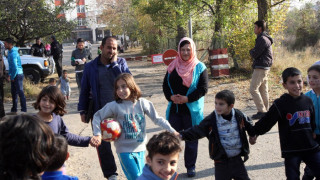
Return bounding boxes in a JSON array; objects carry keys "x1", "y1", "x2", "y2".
[{"x1": 289, "y1": 0, "x2": 317, "y2": 9}]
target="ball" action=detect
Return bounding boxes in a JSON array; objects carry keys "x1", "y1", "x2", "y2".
[{"x1": 100, "y1": 118, "x2": 122, "y2": 142}]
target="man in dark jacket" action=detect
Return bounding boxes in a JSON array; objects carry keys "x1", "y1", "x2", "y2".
[
  {"x1": 249, "y1": 20, "x2": 273, "y2": 119},
  {"x1": 50, "y1": 35, "x2": 63, "y2": 77},
  {"x1": 0, "y1": 45, "x2": 5, "y2": 118},
  {"x1": 31, "y1": 38, "x2": 45, "y2": 57}
]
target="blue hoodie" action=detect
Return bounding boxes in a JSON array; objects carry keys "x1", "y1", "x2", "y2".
[
  {"x1": 305, "y1": 90, "x2": 320, "y2": 134},
  {"x1": 7, "y1": 47, "x2": 23, "y2": 79},
  {"x1": 137, "y1": 164, "x2": 178, "y2": 180}
]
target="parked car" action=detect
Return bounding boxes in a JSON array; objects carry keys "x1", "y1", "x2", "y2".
[{"x1": 2, "y1": 47, "x2": 55, "y2": 84}]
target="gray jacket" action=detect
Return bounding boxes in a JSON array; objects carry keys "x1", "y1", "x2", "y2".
[
  {"x1": 71, "y1": 48, "x2": 92, "y2": 72},
  {"x1": 250, "y1": 32, "x2": 273, "y2": 69}
]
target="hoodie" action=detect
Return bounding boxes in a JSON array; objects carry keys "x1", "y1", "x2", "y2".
[
  {"x1": 137, "y1": 165, "x2": 178, "y2": 180},
  {"x1": 250, "y1": 31, "x2": 273, "y2": 69},
  {"x1": 7, "y1": 47, "x2": 23, "y2": 79},
  {"x1": 305, "y1": 90, "x2": 320, "y2": 135}
]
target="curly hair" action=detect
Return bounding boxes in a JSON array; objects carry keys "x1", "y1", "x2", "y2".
[
  {"x1": 114, "y1": 73, "x2": 141, "y2": 103},
  {"x1": 0, "y1": 114, "x2": 55, "y2": 180},
  {"x1": 33, "y1": 85, "x2": 67, "y2": 116},
  {"x1": 146, "y1": 131, "x2": 182, "y2": 159}
]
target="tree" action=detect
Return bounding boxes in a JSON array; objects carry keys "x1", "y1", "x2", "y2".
[{"x1": 0, "y1": 0, "x2": 75, "y2": 46}]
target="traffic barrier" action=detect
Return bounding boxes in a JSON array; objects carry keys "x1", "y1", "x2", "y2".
[{"x1": 208, "y1": 48, "x2": 229, "y2": 78}]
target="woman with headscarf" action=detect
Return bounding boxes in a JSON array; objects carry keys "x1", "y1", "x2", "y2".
[{"x1": 163, "y1": 37, "x2": 208, "y2": 177}]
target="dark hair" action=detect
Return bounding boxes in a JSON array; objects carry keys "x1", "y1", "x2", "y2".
[
  {"x1": 101, "y1": 36, "x2": 117, "y2": 47},
  {"x1": 4, "y1": 38, "x2": 14, "y2": 45},
  {"x1": 0, "y1": 114, "x2": 55, "y2": 180},
  {"x1": 282, "y1": 67, "x2": 302, "y2": 83},
  {"x1": 215, "y1": 90, "x2": 235, "y2": 106},
  {"x1": 46, "y1": 135, "x2": 68, "y2": 171},
  {"x1": 114, "y1": 73, "x2": 141, "y2": 103},
  {"x1": 77, "y1": 38, "x2": 84, "y2": 44},
  {"x1": 254, "y1": 20, "x2": 266, "y2": 32},
  {"x1": 63, "y1": 70, "x2": 68, "y2": 74},
  {"x1": 36, "y1": 37, "x2": 40, "y2": 41},
  {"x1": 51, "y1": 35, "x2": 56, "y2": 40},
  {"x1": 146, "y1": 131, "x2": 181, "y2": 159},
  {"x1": 308, "y1": 65, "x2": 320, "y2": 74},
  {"x1": 49, "y1": 78, "x2": 56, "y2": 83},
  {"x1": 33, "y1": 86, "x2": 67, "y2": 116},
  {"x1": 179, "y1": 40, "x2": 191, "y2": 49}
]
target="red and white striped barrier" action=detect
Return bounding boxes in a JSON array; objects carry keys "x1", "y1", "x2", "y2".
[{"x1": 208, "y1": 48, "x2": 229, "y2": 78}]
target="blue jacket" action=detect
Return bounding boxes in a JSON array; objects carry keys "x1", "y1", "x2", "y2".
[
  {"x1": 305, "y1": 90, "x2": 320, "y2": 134},
  {"x1": 7, "y1": 47, "x2": 23, "y2": 79},
  {"x1": 137, "y1": 164, "x2": 178, "y2": 180},
  {"x1": 166, "y1": 62, "x2": 207, "y2": 126},
  {"x1": 78, "y1": 55, "x2": 130, "y2": 113},
  {"x1": 42, "y1": 171, "x2": 79, "y2": 180}
]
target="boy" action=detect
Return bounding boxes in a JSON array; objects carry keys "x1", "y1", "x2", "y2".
[
  {"x1": 42, "y1": 134, "x2": 79, "y2": 180},
  {"x1": 137, "y1": 131, "x2": 181, "y2": 180},
  {"x1": 56, "y1": 70, "x2": 71, "y2": 100},
  {"x1": 179, "y1": 90, "x2": 255, "y2": 180},
  {"x1": 48, "y1": 78, "x2": 56, "y2": 86},
  {"x1": 251, "y1": 67, "x2": 320, "y2": 179}
]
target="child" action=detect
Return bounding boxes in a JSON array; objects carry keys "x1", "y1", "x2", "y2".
[
  {"x1": 303, "y1": 65, "x2": 320, "y2": 180},
  {"x1": 42, "y1": 134, "x2": 79, "y2": 180},
  {"x1": 92, "y1": 73, "x2": 177, "y2": 180},
  {"x1": 179, "y1": 90, "x2": 255, "y2": 180},
  {"x1": 137, "y1": 131, "x2": 181, "y2": 180},
  {"x1": 0, "y1": 114, "x2": 55, "y2": 180},
  {"x1": 33, "y1": 85, "x2": 95, "y2": 147},
  {"x1": 49, "y1": 78, "x2": 56, "y2": 86},
  {"x1": 56, "y1": 70, "x2": 71, "y2": 100},
  {"x1": 251, "y1": 67, "x2": 320, "y2": 179}
]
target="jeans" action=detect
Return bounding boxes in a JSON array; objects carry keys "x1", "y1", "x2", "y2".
[
  {"x1": 54, "y1": 54, "x2": 63, "y2": 77},
  {"x1": 10, "y1": 74, "x2": 27, "y2": 112},
  {"x1": 250, "y1": 69, "x2": 269, "y2": 112},
  {"x1": 214, "y1": 155, "x2": 250, "y2": 180},
  {"x1": 303, "y1": 136, "x2": 320, "y2": 180},
  {"x1": 76, "y1": 72, "x2": 83, "y2": 91},
  {"x1": 169, "y1": 113, "x2": 198, "y2": 170}
]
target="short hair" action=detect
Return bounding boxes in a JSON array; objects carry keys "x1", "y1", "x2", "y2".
[
  {"x1": 254, "y1": 20, "x2": 266, "y2": 32},
  {"x1": 36, "y1": 37, "x2": 40, "y2": 41},
  {"x1": 179, "y1": 40, "x2": 191, "y2": 49},
  {"x1": 0, "y1": 114, "x2": 55, "y2": 180},
  {"x1": 33, "y1": 86, "x2": 67, "y2": 116},
  {"x1": 63, "y1": 70, "x2": 68, "y2": 74},
  {"x1": 282, "y1": 67, "x2": 302, "y2": 83},
  {"x1": 308, "y1": 65, "x2": 320, "y2": 74},
  {"x1": 49, "y1": 78, "x2": 56, "y2": 83},
  {"x1": 77, "y1": 38, "x2": 84, "y2": 44},
  {"x1": 4, "y1": 38, "x2": 15, "y2": 45},
  {"x1": 51, "y1": 35, "x2": 56, "y2": 40},
  {"x1": 146, "y1": 131, "x2": 181, "y2": 159},
  {"x1": 46, "y1": 135, "x2": 68, "y2": 171},
  {"x1": 101, "y1": 36, "x2": 117, "y2": 47},
  {"x1": 114, "y1": 73, "x2": 141, "y2": 103},
  {"x1": 215, "y1": 90, "x2": 235, "y2": 106}
]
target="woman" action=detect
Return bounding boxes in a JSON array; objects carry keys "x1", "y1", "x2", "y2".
[{"x1": 163, "y1": 37, "x2": 208, "y2": 177}]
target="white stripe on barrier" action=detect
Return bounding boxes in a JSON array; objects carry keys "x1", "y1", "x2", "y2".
[
  {"x1": 211, "y1": 64, "x2": 229, "y2": 70},
  {"x1": 209, "y1": 54, "x2": 228, "y2": 60}
]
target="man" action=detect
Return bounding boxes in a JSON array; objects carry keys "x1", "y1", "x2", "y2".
[
  {"x1": 50, "y1": 35, "x2": 63, "y2": 77},
  {"x1": 78, "y1": 36, "x2": 130, "y2": 180},
  {"x1": 0, "y1": 44, "x2": 5, "y2": 118},
  {"x1": 71, "y1": 38, "x2": 92, "y2": 91},
  {"x1": 249, "y1": 20, "x2": 273, "y2": 119},
  {"x1": 31, "y1": 37, "x2": 45, "y2": 57},
  {"x1": 4, "y1": 38, "x2": 27, "y2": 114}
]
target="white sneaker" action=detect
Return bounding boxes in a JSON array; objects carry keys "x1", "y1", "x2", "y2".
[{"x1": 108, "y1": 175, "x2": 117, "y2": 180}]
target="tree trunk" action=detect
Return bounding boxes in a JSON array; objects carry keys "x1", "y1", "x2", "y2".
[
  {"x1": 257, "y1": 0, "x2": 269, "y2": 21},
  {"x1": 176, "y1": 25, "x2": 187, "y2": 46}
]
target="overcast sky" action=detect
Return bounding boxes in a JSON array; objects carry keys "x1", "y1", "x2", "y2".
[{"x1": 289, "y1": 0, "x2": 316, "y2": 9}]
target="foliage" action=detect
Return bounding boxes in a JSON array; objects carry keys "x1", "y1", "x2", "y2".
[{"x1": 0, "y1": 0, "x2": 76, "y2": 46}]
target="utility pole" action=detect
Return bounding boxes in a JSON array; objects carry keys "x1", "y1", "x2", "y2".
[{"x1": 188, "y1": 15, "x2": 192, "y2": 39}]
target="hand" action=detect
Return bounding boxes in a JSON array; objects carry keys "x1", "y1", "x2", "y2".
[
  {"x1": 90, "y1": 135, "x2": 102, "y2": 147},
  {"x1": 175, "y1": 94, "x2": 188, "y2": 104},
  {"x1": 80, "y1": 114, "x2": 86, "y2": 123},
  {"x1": 170, "y1": 95, "x2": 180, "y2": 104},
  {"x1": 174, "y1": 132, "x2": 181, "y2": 139},
  {"x1": 110, "y1": 53, "x2": 118, "y2": 63},
  {"x1": 249, "y1": 136, "x2": 257, "y2": 145},
  {"x1": 313, "y1": 133, "x2": 317, "y2": 139},
  {"x1": 82, "y1": 58, "x2": 86, "y2": 63}
]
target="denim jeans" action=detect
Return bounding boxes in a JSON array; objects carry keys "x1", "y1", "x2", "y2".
[
  {"x1": 214, "y1": 155, "x2": 250, "y2": 180},
  {"x1": 10, "y1": 74, "x2": 27, "y2": 112}
]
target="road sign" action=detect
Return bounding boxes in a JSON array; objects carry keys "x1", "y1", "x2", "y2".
[{"x1": 162, "y1": 49, "x2": 178, "y2": 66}]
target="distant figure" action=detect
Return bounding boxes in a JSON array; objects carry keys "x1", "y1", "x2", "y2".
[
  {"x1": 45, "y1": 43, "x2": 51, "y2": 56},
  {"x1": 56, "y1": 70, "x2": 71, "y2": 100},
  {"x1": 0, "y1": 45, "x2": 5, "y2": 118},
  {"x1": 50, "y1": 35, "x2": 63, "y2": 77},
  {"x1": 31, "y1": 37, "x2": 45, "y2": 57},
  {"x1": 48, "y1": 78, "x2": 57, "y2": 86}
]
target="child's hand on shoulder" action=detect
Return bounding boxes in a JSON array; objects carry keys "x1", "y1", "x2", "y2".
[
  {"x1": 249, "y1": 135, "x2": 257, "y2": 145},
  {"x1": 90, "y1": 135, "x2": 102, "y2": 147}
]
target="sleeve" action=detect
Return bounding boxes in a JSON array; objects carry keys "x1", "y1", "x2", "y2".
[
  {"x1": 31, "y1": 45, "x2": 35, "y2": 56},
  {"x1": 67, "y1": 82, "x2": 71, "y2": 96},
  {"x1": 92, "y1": 102, "x2": 115, "y2": 136},
  {"x1": 253, "y1": 103, "x2": 280, "y2": 136},
  {"x1": 8, "y1": 53, "x2": 18, "y2": 79},
  {"x1": 78, "y1": 64, "x2": 90, "y2": 112},
  {"x1": 162, "y1": 71, "x2": 172, "y2": 102},
  {"x1": 71, "y1": 51, "x2": 76, "y2": 66},
  {"x1": 249, "y1": 37, "x2": 270, "y2": 59},
  {"x1": 242, "y1": 112, "x2": 255, "y2": 137},
  {"x1": 143, "y1": 99, "x2": 176, "y2": 133},
  {"x1": 310, "y1": 103, "x2": 316, "y2": 131},
  {"x1": 88, "y1": 50, "x2": 92, "y2": 60},
  {"x1": 59, "y1": 118, "x2": 90, "y2": 147},
  {"x1": 180, "y1": 115, "x2": 211, "y2": 141},
  {"x1": 187, "y1": 69, "x2": 208, "y2": 102}
]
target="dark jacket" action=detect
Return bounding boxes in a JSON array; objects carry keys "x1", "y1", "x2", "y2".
[
  {"x1": 180, "y1": 109, "x2": 255, "y2": 161},
  {"x1": 0, "y1": 53, "x2": 5, "y2": 78},
  {"x1": 31, "y1": 43, "x2": 45, "y2": 57},
  {"x1": 250, "y1": 31, "x2": 273, "y2": 69},
  {"x1": 50, "y1": 40, "x2": 62, "y2": 57},
  {"x1": 71, "y1": 48, "x2": 92, "y2": 72},
  {"x1": 252, "y1": 93, "x2": 320, "y2": 157}
]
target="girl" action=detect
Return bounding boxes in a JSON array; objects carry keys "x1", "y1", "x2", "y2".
[
  {"x1": 92, "y1": 73, "x2": 177, "y2": 180},
  {"x1": 33, "y1": 85, "x2": 94, "y2": 147}
]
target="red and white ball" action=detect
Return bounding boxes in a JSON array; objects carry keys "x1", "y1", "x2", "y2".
[{"x1": 100, "y1": 118, "x2": 122, "y2": 142}]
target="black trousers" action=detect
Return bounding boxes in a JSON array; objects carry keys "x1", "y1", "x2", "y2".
[
  {"x1": 53, "y1": 54, "x2": 63, "y2": 77},
  {"x1": 214, "y1": 155, "x2": 250, "y2": 180},
  {"x1": 0, "y1": 78, "x2": 4, "y2": 118}
]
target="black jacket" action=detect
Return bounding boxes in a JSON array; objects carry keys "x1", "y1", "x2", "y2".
[
  {"x1": 50, "y1": 40, "x2": 62, "y2": 57},
  {"x1": 180, "y1": 109, "x2": 255, "y2": 161},
  {"x1": 250, "y1": 31, "x2": 273, "y2": 69},
  {"x1": 31, "y1": 43, "x2": 45, "y2": 57},
  {"x1": 253, "y1": 93, "x2": 319, "y2": 157}
]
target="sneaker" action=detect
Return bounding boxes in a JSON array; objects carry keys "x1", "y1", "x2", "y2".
[
  {"x1": 187, "y1": 169, "x2": 196, "y2": 178},
  {"x1": 251, "y1": 112, "x2": 266, "y2": 119},
  {"x1": 107, "y1": 175, "x2": 117, "y2": 180}
]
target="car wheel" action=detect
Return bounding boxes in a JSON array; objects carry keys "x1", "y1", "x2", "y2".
[{"x1": 24, "y1": 68, "x2": 40, "y2": 84}]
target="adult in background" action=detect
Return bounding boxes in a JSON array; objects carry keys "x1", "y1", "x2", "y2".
[
  {"x1": 50, "y1": 35, "x2": 63, "y2": 77},
  {"x1": 78, "y1": 36, "x2": 130, "y2": 180},
  {"x1": 4, "y1": 38, "x2": 27, "y2": 114},
  {"x1": 0, "y1": 44, "x2": 5, "y2": 118},
  {"x1": 249, "y1": 20, "x2": 273, "y2": 119},
  {"x1": 71, "y1": 38, "x2": 92, "y2": 91},
  {"x1": 163, "y1": 37, "x2": 208, "y2": 177},
  {"x1": 31, "y1": 37, "x2": 45, "y2": 57}
]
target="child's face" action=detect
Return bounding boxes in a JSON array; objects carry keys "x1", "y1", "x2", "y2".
[
  {"x1": 63, "y1": 72, "x2": 68, "y2": 78},
  {"x1": 215, "y1": 98, "x2": 233, "y2": 115},
  {"x1": 308, "y1": 70, "x2": 320, "y2": 90},
  {"x1": 147, "y1": 152, "x2": 179, "y2": 180},
  {"x1": 283, "y1": 75, "x2": 303, "y2": 98},
  {"x1": 39, "y1": 95, "x2": 56, "y2": 114},
  {"x1": 116, "y1": 79, "x2": 131, "y2": 101},
  {"x1": 49, "y1": 82, "x2": 56, "y2": 86}
]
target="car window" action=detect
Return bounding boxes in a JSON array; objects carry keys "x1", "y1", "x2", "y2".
[{"x1": 18, "y1": 49, "x2": 31, "y2": 55}]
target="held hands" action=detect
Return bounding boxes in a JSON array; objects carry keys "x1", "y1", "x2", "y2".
[
  {"x1": 170, "y1": 94, "x2": 188, "y2": 105},
  {"x1": 249, "y1": 136, "x2": 257, "y2": 145},
  {"x1": 90, "y1": 135, "x2": 102, "y2": 147}
]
